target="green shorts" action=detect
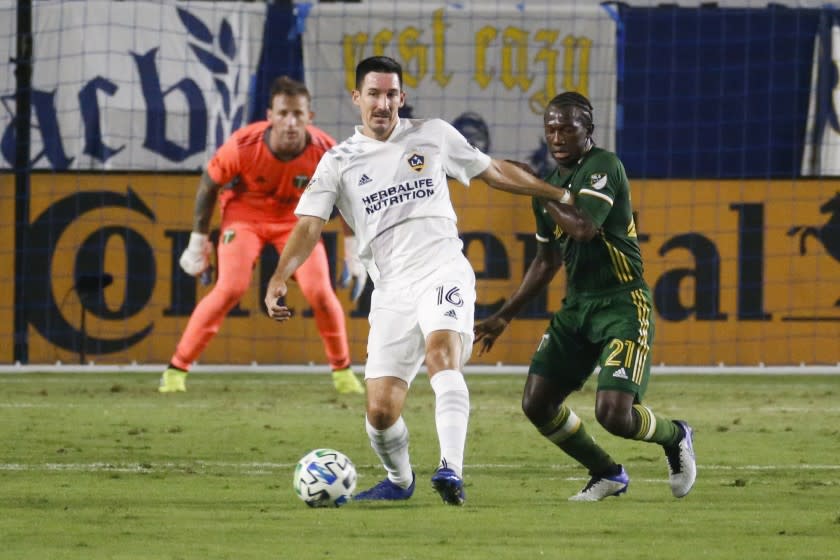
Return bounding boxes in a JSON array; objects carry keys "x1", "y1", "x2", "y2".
[{"x1": 529, "y1": 286, "x2": 655, "y2": 400}]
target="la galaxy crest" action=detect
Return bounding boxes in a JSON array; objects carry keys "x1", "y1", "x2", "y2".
[{"x1": 407, "y1": 153, "x2": 425, "y2": 172}]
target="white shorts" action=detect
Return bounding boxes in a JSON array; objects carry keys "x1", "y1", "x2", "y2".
[{"x1": 365, "y1": 255, "x2": 476, "y2": 385}]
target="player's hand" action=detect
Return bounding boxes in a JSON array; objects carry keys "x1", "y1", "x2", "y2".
[
  {"x1": 264, "y1": 276, "x2": 292, "y2": 322},
  {"x1": 338, "y1": 236, "x2": 368, "y2": 302},
  {"x1": 179, "y1": 232, "x2": 213, "y2": 276},
  {"x1": 473, "y1": 316, "x2": 509, "y2": 356},
  {"x1": 543, "y1": 187, "x2": 574, "y2": 206}
]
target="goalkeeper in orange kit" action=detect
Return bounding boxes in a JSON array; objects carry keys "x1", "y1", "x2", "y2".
[{"x1": 159, "y1": 76, "x2": 365, "y2": 394}]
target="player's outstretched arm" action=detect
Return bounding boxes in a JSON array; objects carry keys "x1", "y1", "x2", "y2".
[
  {"x1": 478, "y1": 159, "x2": 573, "y2": 204},
  {"x1": 474, "y1": 242, "x2": 561, "y2": 355},
  {"x1": 491, "y1": 159, "x2": 599, "y2": 242},
  {"x1": 264, "y1": 215, "x2": 326, "y2": 321}
]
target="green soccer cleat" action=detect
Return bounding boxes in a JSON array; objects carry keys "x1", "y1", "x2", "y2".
[
  {"x1": 332, "y1": 367, "x2": 364, "y2": 394},
  {"x1": 158, "y1": 368, "x2": 187, "y2": 393}
]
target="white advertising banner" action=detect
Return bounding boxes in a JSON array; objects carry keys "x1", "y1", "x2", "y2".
[
  {"x1": 301, "y1": 1, "x2": 616, "y2": 172},
  {"x1": 801, "y1": 19, "x2": 840, "y2": 176},
  {"x1": 0, "y1": 1, "x2": 265, "y2": 170}
]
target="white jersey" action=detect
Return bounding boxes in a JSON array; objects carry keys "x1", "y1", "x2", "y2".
[{"x1": 296, "y1": 118, "x2": 491, "y2": 287}]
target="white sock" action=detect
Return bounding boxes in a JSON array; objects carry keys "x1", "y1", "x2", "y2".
[
  {"x1": 429, "y1": 369, "x2": 470, "y2": 477},
  {"x1": 365, "y1": 416, "x2": 413, "y2": 488}
]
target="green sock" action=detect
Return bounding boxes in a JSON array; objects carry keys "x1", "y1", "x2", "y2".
[
  {"x1": 539, "y1": 405, "x2": 616, "y2": 475},
  {"x1": 631, "y1": 404, "x2": 681, "y2": 446}
]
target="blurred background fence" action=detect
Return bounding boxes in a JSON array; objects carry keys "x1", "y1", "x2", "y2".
[{"x1": 1, "y1": 1, "x2": 838, "y2": 369}]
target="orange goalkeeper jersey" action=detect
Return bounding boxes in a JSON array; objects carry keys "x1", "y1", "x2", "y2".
[{"x1": 207, "y1": 122, "x2": 336, "y2": 223}]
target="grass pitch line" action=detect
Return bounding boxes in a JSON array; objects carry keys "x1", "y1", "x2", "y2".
[
  {"x1": 0, "y1": 402, "x2": 213, "y2": 409},
  {"x1": 1, "y1": 461, "x2": 839, "y2": 473}
]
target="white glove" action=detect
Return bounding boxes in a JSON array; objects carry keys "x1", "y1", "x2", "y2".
[
  {"x1": 339, "y1": 236, "x2": 368, "y2": 302},
  {"x1": 179, "y1": 232, "x2": 213, "y2": 277}
]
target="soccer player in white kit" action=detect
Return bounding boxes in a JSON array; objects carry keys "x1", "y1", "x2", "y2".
[{"x1": 265, "y1": 56, "x2": 573, "y2": 505}]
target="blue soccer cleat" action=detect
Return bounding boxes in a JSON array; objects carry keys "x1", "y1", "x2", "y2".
[
  {"x1": 568, "y1": 465, "x2": 629, "y2": 502},
  {"x1": 353, "y1": 473, "x2": 415, "y2": 501},
  {"x1": 431, "y1": 467, "x2": 465, "y2": 506}
]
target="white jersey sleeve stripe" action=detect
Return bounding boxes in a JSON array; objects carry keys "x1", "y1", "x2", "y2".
[{"x1": 578, "y1": 188, "x2": 614, "y2": 206}]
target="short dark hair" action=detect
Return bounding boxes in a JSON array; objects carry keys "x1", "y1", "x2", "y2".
[
  {"x1": 268, "y1": 76, "x2": 311, "y2": 108},
  {"x1": 355, "y1": 56, "x2": 403, "y2": 90},
  {"x1": 547, "y1": 91, "x2": 594, "y2": 133}
]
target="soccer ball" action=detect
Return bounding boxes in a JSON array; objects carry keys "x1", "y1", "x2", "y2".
[{"x1": 293, "y1": 448, "x2": 357, "y2": 507}]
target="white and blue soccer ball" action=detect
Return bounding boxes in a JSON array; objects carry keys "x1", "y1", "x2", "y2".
[{"x1": 293, "y1": 448, "x2": 357, "y2": 507}]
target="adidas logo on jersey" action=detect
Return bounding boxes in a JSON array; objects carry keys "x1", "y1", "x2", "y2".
[
  {"x1": 612, "y1": 368, "x2": 629, "y2": 380},
  {"x1": 358, "y1": 174, "x2": 372, "y2": 186},
  {"x1": 444, "y1": 309, "x2": 458, "y2": 319}
]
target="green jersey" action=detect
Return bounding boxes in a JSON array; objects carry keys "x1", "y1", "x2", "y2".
[{"x1": 532, "y1": 146, "x2": 645, "y2": 296}]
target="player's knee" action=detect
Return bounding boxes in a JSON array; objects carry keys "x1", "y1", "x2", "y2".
[
  {"x1": 520, "y1": 396, "x2": 538, "y2": 425},
  {"x1": 521, "y1": 393, "x2": 550, "y2": 427},
  {"x1": 365, "y1": 404, "x2": 398, "y2": 430},
  {"x1": 424, "y1": 345, "x2": 458, "y2": 373},
  {"x1": 595, "y1": 402, "x2": 634, "y2": 438}
]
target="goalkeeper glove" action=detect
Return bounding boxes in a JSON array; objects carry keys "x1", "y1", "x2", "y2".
[
  {"x1": 179, "y1": 232, "x2": 213, "y2": 277},
  {"x1": 339, "y1": 236, "x2": 368, "y2": 302}
]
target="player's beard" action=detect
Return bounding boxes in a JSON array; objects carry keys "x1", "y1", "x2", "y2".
[
  {"x1": 368, "y1": 112, "x2": 395, "y2": 139},
  {"x1": 271, "y1": 129, "x2": 306, "y2": 157}
]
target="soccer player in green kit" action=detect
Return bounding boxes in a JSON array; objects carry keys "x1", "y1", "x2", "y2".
[{"x1": 474, "y1": 92, "x2": 696, "y2": 501}]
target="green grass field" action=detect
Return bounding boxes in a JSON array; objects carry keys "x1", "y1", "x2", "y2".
[{"x1": 1, "y1": 372, "x2": 838, "y2": 559}]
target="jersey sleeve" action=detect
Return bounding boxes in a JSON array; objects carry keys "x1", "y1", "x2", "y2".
[
  {"x1": 438, "y1": 120, "x2": 492, "y2": 186},
  {"x1": 532, "y1": 196, "x2": 563, "y2": 249},
  {"x1": 205, "y1": 133, "x2": 241, "y2": 186},
  {"x1": 575, "y1": 152, "x2": 622, "y2": 227},
  {"x1": 295, "y1": 151, "x2": 340, "y2": 220}
]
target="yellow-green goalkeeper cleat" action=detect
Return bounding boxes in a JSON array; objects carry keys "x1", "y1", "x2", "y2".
[
  {"x1": 158, "y1": 368, "x2": 187, "y2": 393},
  {"x1": 332, "y1": 367, "x2": 364, "y2": 394}
]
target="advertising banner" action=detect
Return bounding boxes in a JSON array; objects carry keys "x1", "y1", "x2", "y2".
[
  {"x1": 301, "y1": 2, "x2": 616, "y2": 174},
  {"x1": 2, "y1": 174, "x2": 838, "y2": 367},
  {"x1": 0, "y1": 1, "x2": 265, "y2": 171}
]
